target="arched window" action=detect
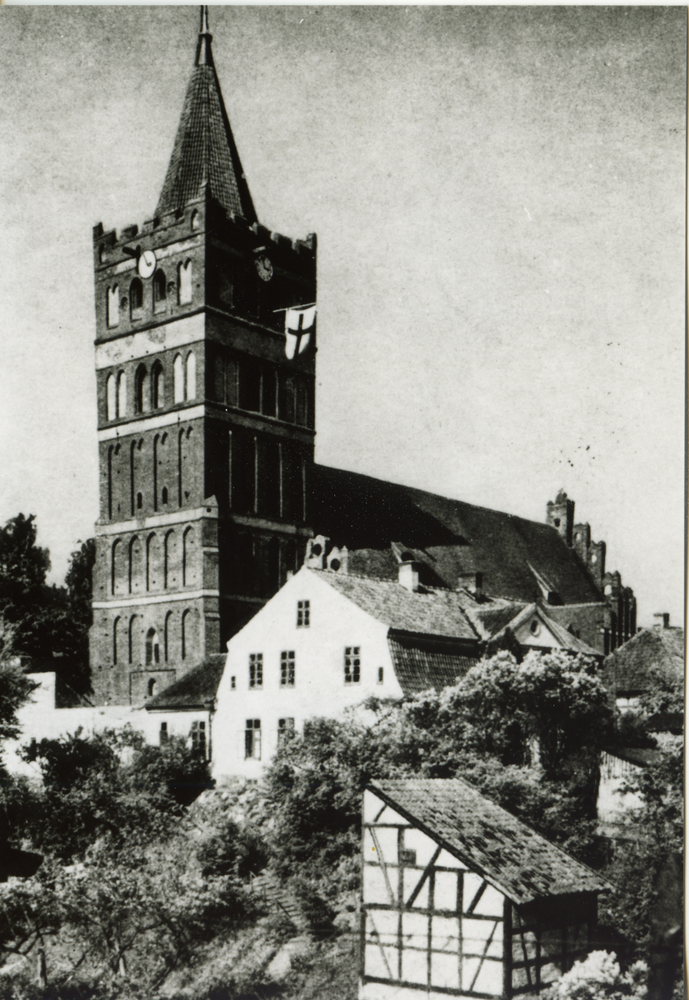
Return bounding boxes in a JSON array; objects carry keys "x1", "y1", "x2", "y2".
[
  {"x1": 153, "y1": 435, "x2": 159, "y2": 512},
  {"x1": 135, "y1": 364, "x2": 149, "y2": 414},
  {"x1": 173, "y1": 354, "x2": 184, "y2": 404},
  {"x1": 145, "y1": 628, "x2": 160, "y2": 666},
  {"x1": 178, "y1": 260, "x2": 193, "y2": 305},
  {"x1": 111, "y1": 538, "x2": 120, "y2": 595},
  {"x1": 162, "y1": 486, "x2": 168, "y2": 505},
  {"x1": 128, "y1": 615, "x2": 137, "y2": 665},
  {"x1": 182, "y1": 526, "x2": 194, "y2": 586},
  {"x1": 178, "y1": 430, "x2": 184, "y2": 506},
  {"x1": 117, "y1": 371, "x2": 127, "y2": 418},
  {"x1": 106, "y1": 285, "x2": 119, "y2": 328},
  {"x1": 113, "y1": 616, "x2": 120, "y2": 665},
  {"x1": 185, "y1": 352, "x2": 196, "y2": 401},
  {"x1": 128, "y1": 536, "x2": 140, "y2": 594},
  {"x1": 164, "y1": 611, "x2": 172, "y2": 662},
  {"x1": 107, "y1": 446, "x2": 114, "y2": 521},
  {"x1": 190, "y1": 210, "x2": 200, "y2": 231},
  {"x1": 152, "y1": 361, "x2": 164, "y2": 410},
  {"x1": 164, "y1": 530, "x2": 173, "y2": 589},
  {"x1": 130, "y1": 278, "x2": 143, "y2": 319},
  {"x1": 153, "y1": 270, "x2": 166, "y2": 311},
  {"x1": 181, "y1": 609, "x2": 190, "y2": 660},
  {"x1": 106, "y1": 374, "x2": 116, "y2": 421},
  {"x1": 147, "y1": 678, "x2": 157, "y2": 698},
  {"x1": 146, "y1": 533, "x2": 156, "y2": 591},
  {"x1": 130, "y1": 441, "x2": 136, "y2": 516}
]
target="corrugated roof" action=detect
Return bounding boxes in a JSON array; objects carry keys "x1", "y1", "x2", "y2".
[
  {"x1": 603, "y1": 627, "x2": 685, "y2": 696},
  {"x1": 311, "y1": 465, "x2": 603, "y2": 606},
  {"x1": 388, "y1": 635, "x2": 476, "y2": 695},
  {"x1": 312, "y1": 569, "x2": 478, "y2": 640},
  {"x1": 370, "y1": 778, "x2": 612, "y2": 905},
  {"x1": 145, "y1": 655, "x2": 226, "y2": 710},
  {"x1": 155, "y1": 30, "x2": 257, "y2": 222}
]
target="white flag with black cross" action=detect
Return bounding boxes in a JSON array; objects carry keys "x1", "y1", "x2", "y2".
[{"x1": 284, "y1": 305, "x2": 316, "y2": 359}]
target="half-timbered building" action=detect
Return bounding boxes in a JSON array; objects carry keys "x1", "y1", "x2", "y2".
[{"x1": 361, "y1": 779, "x2": 611, "y2": 999}]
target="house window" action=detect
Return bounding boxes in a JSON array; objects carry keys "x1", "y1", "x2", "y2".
[
  {"x1": 245, "y1": 719, "x2": 261, "y2": 759},
  {"x1": 278, "y1": 718, "x2": 295, "y2": 747},
  {"x1": 280, "y1": 650, "x2": 295, "y2": 687},
  {"x1": 249, "y1": 653, "x2": 263, "y2": 689},
  {"x1": 231, "y1": 676, "x2": 236, "y2": 689},
  {"x1": 345, "y1": 647, "x2": 361, "y2": 684},
  {"x1": 160, "y1": 721, "x2": 168, "y2": 745},
  {"x1": 191, "y1": 720, "x2": 207, "y2": 758},
  {"x1": 297, "y1": 600, "x2": 310, "y2": 628},
  {"x1": 377, "y1": 667, "x2": 384, "y2": 684}
]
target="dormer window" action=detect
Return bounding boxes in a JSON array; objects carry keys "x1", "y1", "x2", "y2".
[{"x1": 297, "y1": 600, "x2": 310, "y2": 627}]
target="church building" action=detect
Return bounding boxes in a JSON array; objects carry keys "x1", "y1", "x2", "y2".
[{"x1": 89, "y1": 10, "x2": 636, "y2": 706}]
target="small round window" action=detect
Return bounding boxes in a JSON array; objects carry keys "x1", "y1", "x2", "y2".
[{"x1": 530, "y1": 620, "x2": 541, "y2": 636}]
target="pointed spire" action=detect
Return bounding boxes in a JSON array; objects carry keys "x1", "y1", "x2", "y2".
[
  {"x1": 195, "y1": 6, "x2": 213, "y2": 68},
  {"x1": 155, "y1": 7, "x2": 257, "y2": 223}
]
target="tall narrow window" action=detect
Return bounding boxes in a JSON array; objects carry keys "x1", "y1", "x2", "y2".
[
  {"x1": 160, "y1": 721, "x2": 168, "y2": 745},
  {"x1": 178, "y1": 259, "x2": 193, "y2": 304},
  {"x1": 107, "y1": 446, "x2": 114, "y2": 521},
  {"x1": 231, "y1": 429, "x2": 256, "y2": 514},
  {"x1": 152, "y1": 435, "x2": 159, "y2": 512},
  {"x1": 280, "y1": 651, "x2": 295, "y2": 688},
  {"x1": 185, "y1": 351, "x2": 196, "y2": 401},
  {"x1": 106, "y1": 285, "x2": 119, "y2": 328},
  {"x1": 164, "y1": 610, "x2": 172, "y2": 662},
  {"x1": 153, "y1": 269, "x2": 166, "y2": 311},
  {"x1": 113, "y1": 616, "x2": 120, "y2": 665},
  {"x1": 145, "y1": 627, "x2": 160, "y2": 665},
  {"x1": 117, "y1": 371, "x2": 127, "y2": 417},
  {"x1": 245, "y1": 719, "x2": 261, "y2": 760},
  {"x1": 173, "y1": 354, "x2": 184, "y2": 403},
  {"x1": 152, "y1": 362, "x2": 164, "y2": 410},
  {"x1": 178, "y1": 430, "x2": 184, "y2": 506},
  {"x1": 106, "y1": 374, "x2": 116, "y2": 421},
  {"x1": 164, "y1": 530, "x2": 173, "y2": 589},
  {"x1": 297, "y1": 600, "x2": 310, "y2": 628},
  {"x1": 128, "y1": 615, "x2": 137, "y2": 665},
  {"x1": 128, "y1": 536, "x2": 140, "y2": 594},
  {"x1": 182, "y1": 527, "x2": 194, "y2": 586},
  {"x1": 277, "y1": 718, "x2": 295, "y2": 748},
  {"x1": 249, "y1": 653, "x2": 263, "y2": 689},
  {"x1": 146, "y1": 533, "x2": 156, "y2": 591},
  {"x1": 147, "y1": 678, "x2": 157, "y2": 698},
  {"x1": 181, "y1": 609, "x2": 190, "y2": 660},
  {"x1": 130, "y1": 442, "x2": 136, "y2": 516},
  {"x1": 135, "y1": 364, "x2": 149, "y2": 414},
  {"x1": 279, "y1": 373, "x2": 296, "y2": 423},
  {"x1": 344, "y1": 647, "x2": 361, "y2": 684},
  {"x1": 111, "y1": 539, "x2": 120, "y2": 596},
  {"x1": 130, "y1": 278, "x2": 143, "y2": 319}
]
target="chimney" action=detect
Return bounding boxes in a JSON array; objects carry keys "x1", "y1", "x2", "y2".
[
  {"x1": 398, "y1": 561, "x2": 421, "y2": 593},
  {"x1": 653, "y1": 612, "x2": 670, "y2": 629}
]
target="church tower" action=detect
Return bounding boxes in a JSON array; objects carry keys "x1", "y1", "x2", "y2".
[{"x1": 89, "y1": 9, "x2": 317, "y2": 705}]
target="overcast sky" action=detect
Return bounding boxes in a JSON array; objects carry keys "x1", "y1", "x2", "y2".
[{"x1": 0, "y1": 6, "x2": 684, "y2": 626}]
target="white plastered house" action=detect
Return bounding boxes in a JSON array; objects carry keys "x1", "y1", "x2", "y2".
[{"x1": 211, "y1": 563, "x2": 480, "y2": 780}]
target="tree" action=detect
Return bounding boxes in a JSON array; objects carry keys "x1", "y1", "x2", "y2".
[{"x1": 0, "y1": 514, "x2": 50, "y2": 608}]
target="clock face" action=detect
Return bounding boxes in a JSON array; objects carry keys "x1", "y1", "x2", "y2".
[
  {"x1": 255, "y1": 255, "x2": 274, "y2": 282},
  {"x1": 138, "y1": 249, "x2": 157, "y2": 279}
]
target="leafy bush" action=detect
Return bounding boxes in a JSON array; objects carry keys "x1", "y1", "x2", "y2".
[{"x1": 544, "y1": 951, "x2": 647, "y2": 1000}]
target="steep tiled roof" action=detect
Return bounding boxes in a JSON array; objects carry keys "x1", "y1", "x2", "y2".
[
  {"x1": 490, "y1": 603, "x2": 602, "y2": 658},
  {"x1": 311, "y1": 465, "x2": 603, "y2": 606},
  {"x1": 312, "y1": 570, "x2": 478, "y2": 640},
  {"x1": 155, "y1": 25, "x2": 256, "y2": 222},
  {"x1": 388, "y1": 635, "x2": 476, "y2": 695},
  {"x1": 603, "y1": 627, "x2": 685, "y2": 697},
  {"x1": 545, "y1": 604, "x2": 608, "y2": 652},
  {"x1": 370, "y1": 778, "x2": 612, "y2": 905},
  {"x1": 145, "y1": 655, "x2": 226, "y2": 710}
]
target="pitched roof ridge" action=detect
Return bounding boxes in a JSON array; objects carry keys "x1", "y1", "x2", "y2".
[{"x1": 314, "y1": 568, "x2": 467, "y2": 598}]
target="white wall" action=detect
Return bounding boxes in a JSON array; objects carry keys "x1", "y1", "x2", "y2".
[
  {"x1": 597, "y1": 752, "x2": 644, "y2": 833},
  {"x1": 5, "y1": 673, "x2": 146, "y2": 779},
  {"x1": 213, "y1": 568, "x2": 402, "y2": 779}
]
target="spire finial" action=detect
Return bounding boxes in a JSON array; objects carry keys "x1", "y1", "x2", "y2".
[{"x1": 195, "y1": 5, "x2": 213, "y2": 67}]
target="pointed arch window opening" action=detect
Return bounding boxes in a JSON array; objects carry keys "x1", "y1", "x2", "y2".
[
  {"x1": 106, "y1": 374, "x2": 116, "y2": 422},
  {"x1": 130, "y1": 442, "x2": 136, "y2": 516},
  {"x1": 146, "y1": 533, "x2": 156, "y2": 592},
  {"x1": 152, "y1": 362, "x2": 165, "y2": 411},
  {"x1": 106, "y1": 285, "x2": 119, "y2": 328},
  {"x1": 130, "y1": 278, "x2": 144, "y2": 320},
  {"x1": 111, "y1": 538, "x2": 120, "y2": 596},
  {"x1": 181, "y1": 609, "x2": 190, "y2": 661},
  {"x1": 153, "y1": 435, "x2": 159, "y2": 513},
  {"x1": 107, "y1": 446, "x2": 114, "y2": 521},
  {"x1": 117, "y1": 371, "x2": 127, "y2": 418},
  {"x1": 173, "y1": 354, "x2": 184, "y2": 404},
  {"x1": 164, "y1": 611, "x2": 172, "y2": 662},
  {"x1": 145, "y1": 628, "x2": 161, "y2": 667},
  {"x1": 128, "y1": 616, "x2": 136, "y2": 665},
  {"x1": 185, "y1": 351, "x2": 196, "y2": 401},
  {"x1": 164, "y1": 530, "x2": 173, "y2": 590},
  {"x1": 153, "y1": 270, "x2": 167, "y2": 312},
  {"x1": 135, "y1": 365, "x2": 149, "y2": 414},
  {"x1": 113, "y1": 616, "x2": 120, "y2": 665},
  {"x1": 178, "y1": 260, "x2": 193, "y2": 305}
]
